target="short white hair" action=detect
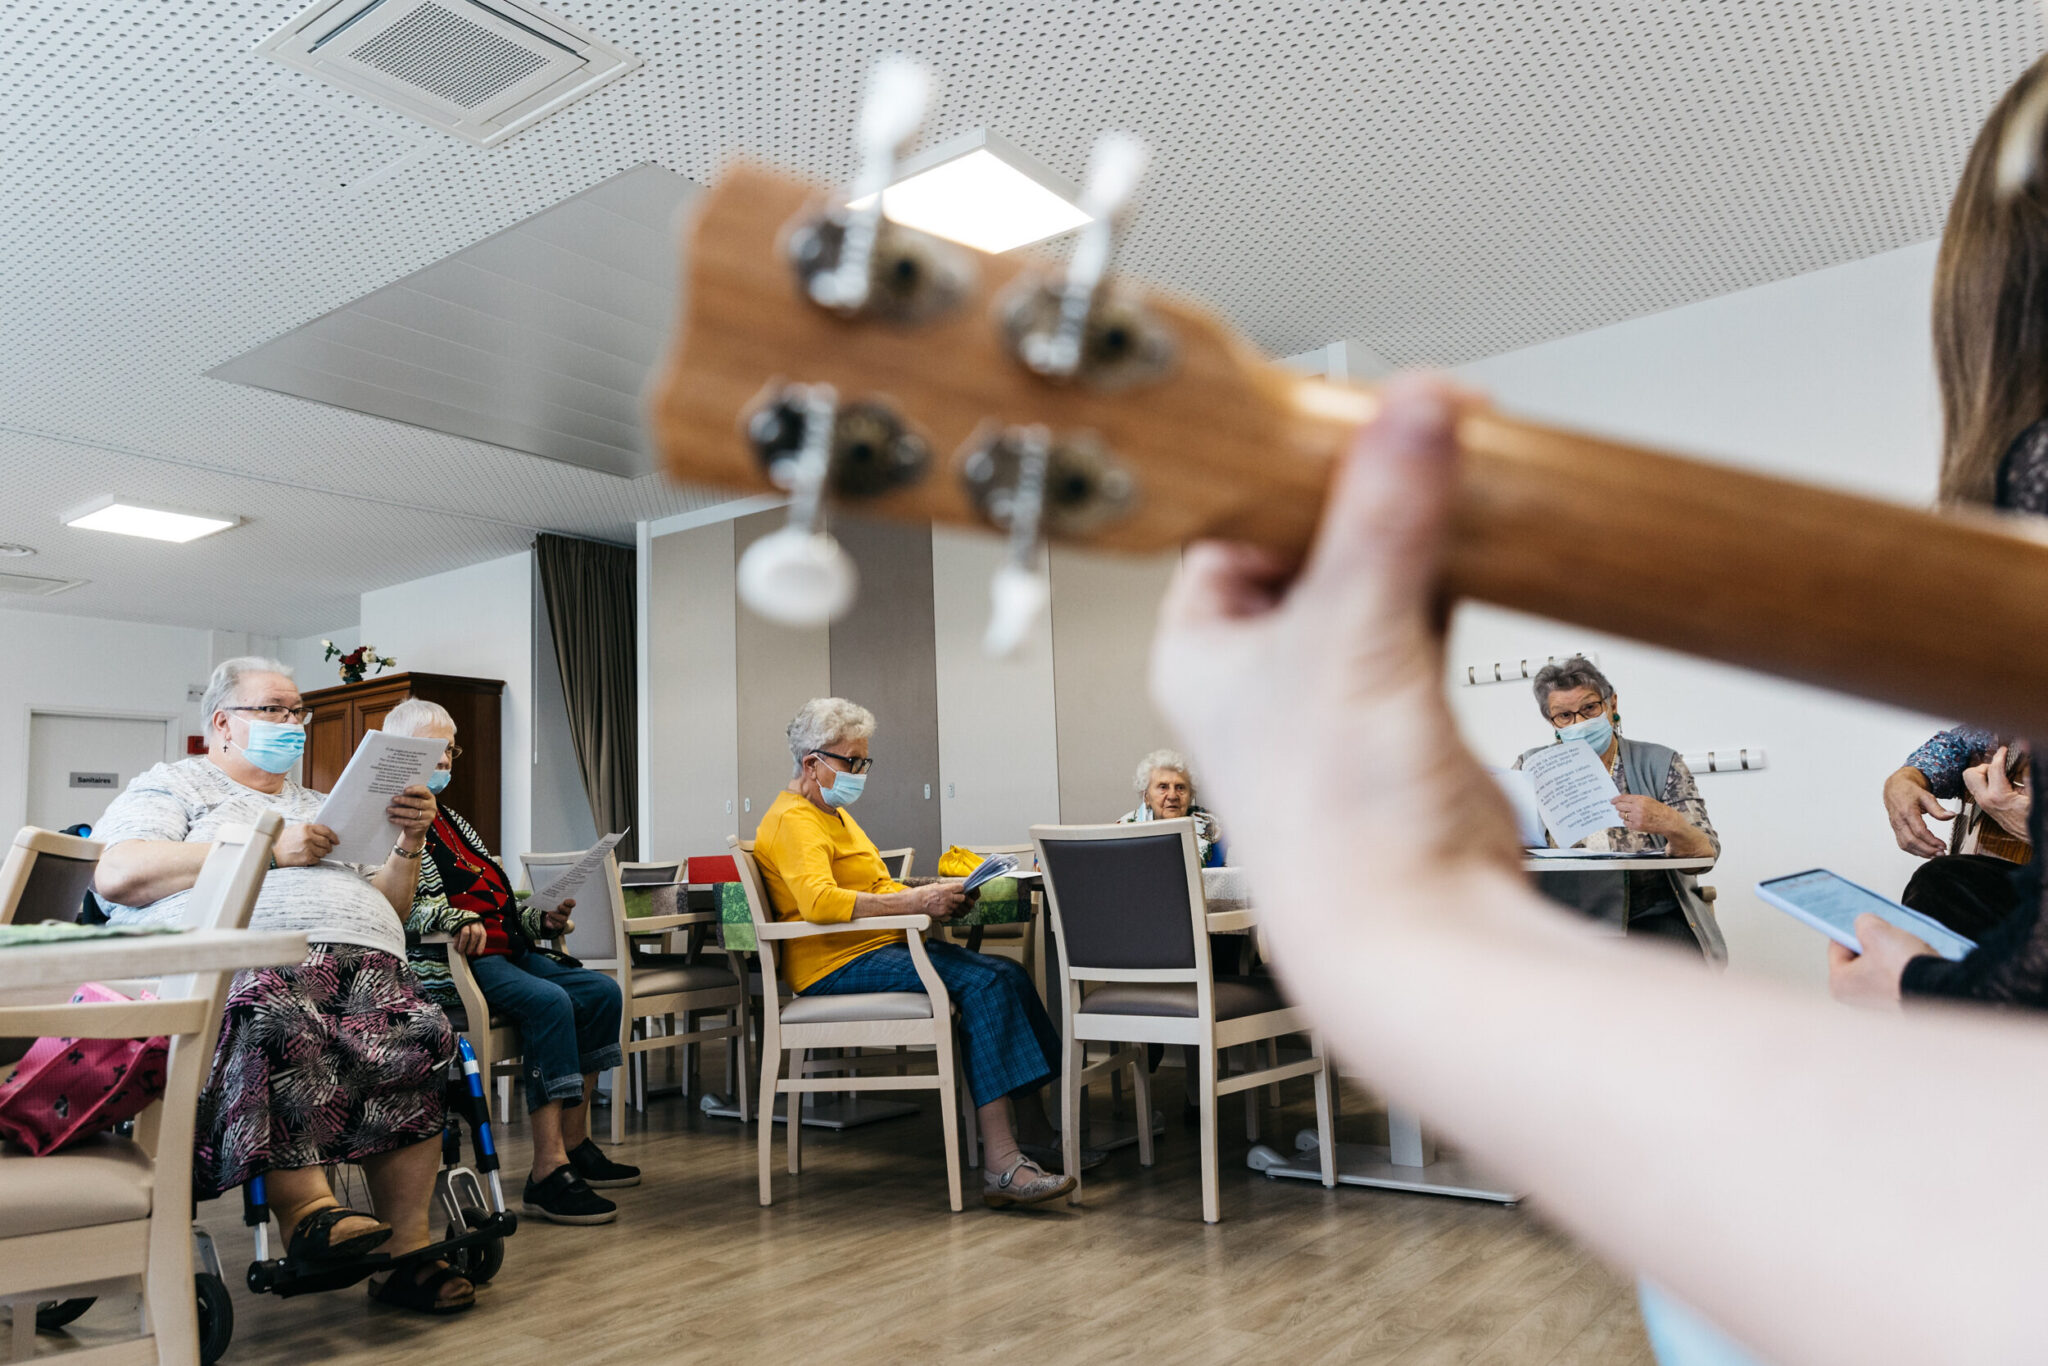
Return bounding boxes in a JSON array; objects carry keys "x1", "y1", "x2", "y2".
[
  {"x1": 1134, "y1": 748, "x2": 1194, "y2": 798},
  {"x1": 201, "y1": 656, "x2": 293, "y2": 724},
  {"x1": 381, "y1": 698, "x2": 456, "y2": 738},
  {"x1": 788, "y1": 698, "x2": 876, "y2": 776}
]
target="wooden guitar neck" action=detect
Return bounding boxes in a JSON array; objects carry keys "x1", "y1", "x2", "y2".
[{"x1": 652, "y1": 165, "x2": 2048, "y2": 738}]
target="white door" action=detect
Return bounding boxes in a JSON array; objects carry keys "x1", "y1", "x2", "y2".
[{"x1": 25, "y1": 713, "x2": 169, "y2": 834}]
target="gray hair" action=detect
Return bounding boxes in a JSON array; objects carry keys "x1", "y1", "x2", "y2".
[
  {"x1": 200, "y1": 656, "x2": 293, "y2": 724},
  {"x1": 787, "y1": 697, "x2": 877, "y2": 776},
  {"x1": 1133, "y1": 747, "x2": 1195, "y2": 799},
  {"x1": 381, "y1": 698, "x2": 456, "y2": 738},
  {"x1": 1531, "y1": 655, "x2": 1615, "y2": 714}
]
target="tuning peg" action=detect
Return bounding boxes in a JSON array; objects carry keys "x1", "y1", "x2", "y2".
[
  {"x1": 1002, "y1": 131, "x2": 1173, "y2": 388},
  {"x1": 783, "y1": 55, "x2": 971, "y2": 325},
  {"x1": 978, "y1": 425, "x2": 1051, "y2": 658},
  {"x1": 736, "y1": 384, "x2": 859, "y2": 627}
]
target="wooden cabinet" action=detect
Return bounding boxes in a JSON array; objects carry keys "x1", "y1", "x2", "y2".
[{"x1": 300, "y1": 672, "x2": 505, "y2": 852}]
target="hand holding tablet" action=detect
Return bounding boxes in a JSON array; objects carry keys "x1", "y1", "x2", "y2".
[{"x1": 1756, "y1": 869, "x2": 1977, "y2": 962}]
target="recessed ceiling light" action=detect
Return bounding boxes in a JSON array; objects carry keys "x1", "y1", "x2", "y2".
[
  {"x1": 850, "y1": 128, "x2": 1093, "y2": 254},
  {"x1": 63, "y1": 497, "x2": 240, "y2": 544},
  {"x1": 0, "y1": 543, "x2": 35, "y2": 557}
]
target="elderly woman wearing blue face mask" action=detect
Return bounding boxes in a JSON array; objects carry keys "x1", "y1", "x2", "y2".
[
  {"x1": 94, "y1": 658, "x2": 474, "y2": 1314},
  {"x1": 1512, "y1": 656, "x2": 1724, "y2": 959},
  {"x1": 382, "y1": 699, "x2": 636, "y2": 1229}
]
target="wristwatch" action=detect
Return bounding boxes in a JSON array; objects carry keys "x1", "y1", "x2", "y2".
[{"x1": 392, "y1": 842, "x2": 425, "y2": 860}]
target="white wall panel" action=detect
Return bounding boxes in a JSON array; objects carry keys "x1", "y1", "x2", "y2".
[
  {"x1": 931, "y1": 528, "x2": 1061, "y2": 847},
  {"x1": 645, "y1": 521, "x2": 740, "y2": 861},
  {"x1": 1049, "y1": 545, "x2": 1182, "y2": 824},
  {"x1": 362, "y1": 551, "x2": 535, "y2": 867},
  {"x1": 1453, "y1": 242, "x2": 1948, "y2": 986}
]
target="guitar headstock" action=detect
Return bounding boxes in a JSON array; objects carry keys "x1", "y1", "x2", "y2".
[{"x1": 647, "y1": 70, "x2": 1368, "y2": 641}]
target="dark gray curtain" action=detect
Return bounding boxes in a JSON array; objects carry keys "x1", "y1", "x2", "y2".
[{"x1": 535, "y1": 533, "x2": 639, "y2": 861}]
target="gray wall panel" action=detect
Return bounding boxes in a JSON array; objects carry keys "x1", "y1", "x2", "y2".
[{"x1": 827, "y1": 515, "x2": 941, "y2": 859}]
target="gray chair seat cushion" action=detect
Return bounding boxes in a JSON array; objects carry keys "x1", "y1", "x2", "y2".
[
  {"x1": 781, "y1": 991, "x2": 933, "y2": 1024},
  {"x1": 1079, "y1": 976, "x2": 1286, "y2": 1021},
  {"x1": 631, "y1": 962, "x2": 741, "y2": 997},
  {"x1": 0, "y1": 1134, "x2": 154, "y2": 1238}
]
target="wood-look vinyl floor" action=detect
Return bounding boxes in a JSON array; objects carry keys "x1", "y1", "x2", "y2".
[{"x1": 37, "y1": 1064, "x2": 1651, "y2": 1365}]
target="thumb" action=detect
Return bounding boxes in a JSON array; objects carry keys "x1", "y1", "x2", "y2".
[{"x1": 1294, "y1": 372, "x2": 1465, "y2": 633}]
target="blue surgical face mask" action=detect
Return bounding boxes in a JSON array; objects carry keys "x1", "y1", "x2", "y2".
[
  {"x1": 427, "y1": 768, "x2": 452, "y2": 795},
  {"x1": 818, "y1": 765, "x2": 866, "y2": 809},
  {"x1": 234, "y1": 718, "x2": 306, "y2": 775},
  {"x1": 1557, "y1": 712, "x2": 1614, "y2": 753}
]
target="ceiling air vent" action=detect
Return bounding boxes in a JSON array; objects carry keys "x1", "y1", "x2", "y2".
[
  {"x1": 257, "y1": 0, "x2": 640, "y2": 148},
  {"x1": 0, "y1": 571, "x2": 85, "y2": 597}
]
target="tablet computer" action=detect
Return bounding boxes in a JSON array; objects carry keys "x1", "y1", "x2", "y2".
[{"x1": 1755, "y1": 868, "x2": 1976, "y2": 962}]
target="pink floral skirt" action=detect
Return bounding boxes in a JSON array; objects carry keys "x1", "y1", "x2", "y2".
[{"x1": 194, "y1": 944, "x2": 454, "y2": 1200}]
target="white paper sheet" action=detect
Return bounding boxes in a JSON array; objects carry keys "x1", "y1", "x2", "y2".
[
  {"x1": 313, "y1": 730, "x2": 448, "y2": 866},
  {"x1": 1521, "y1": 742, "x2": 1622, "y2": 851},
  {"x1": 1488, "y1": 768, "x2": 1549, "y2": 847},
  {"x1": 530, "y1": 831, "x2": 629, "y2": 915},
  {"x1": 963, "y1": 853, "x2": 1019, "y2": 893}
]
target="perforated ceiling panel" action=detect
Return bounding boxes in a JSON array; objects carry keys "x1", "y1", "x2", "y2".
[{"x1": 0, "y1": 2, "x2": 2041, "y2": 635}]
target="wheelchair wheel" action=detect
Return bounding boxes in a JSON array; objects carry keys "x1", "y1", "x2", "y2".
[
  {"x1": 195, "y1": 1272, "x2": 233, "y2": 1366},
  {"x1": 35, "y1": 1298, "x2": 95, "y2": 1331},
  {"x1": 446, "y1": 1217, "x2": 505, "y2": 1286}
]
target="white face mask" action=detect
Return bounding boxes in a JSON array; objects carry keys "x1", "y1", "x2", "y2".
[{"x1": 816, "y1": 761, "x2": 866, "y2": 808}]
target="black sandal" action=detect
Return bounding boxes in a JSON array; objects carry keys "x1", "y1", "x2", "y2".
[
  {"x1": 368, "y1": 1261, "x2": 475, "y2": 1315},
  {"x1": 286, "y1": 1206, "x2": 393, "y2": 1265}
]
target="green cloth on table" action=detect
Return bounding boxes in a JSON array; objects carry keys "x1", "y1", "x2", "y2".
[
  {"x1": 0, "y1": 922, "x2": 186, "y2": 947},
  {"x1": 716, "y1": 877, "x2": 1026, "y2": 954},
  {"x1": 718, "y1": 881, "x2": 755, "y2": 952},
  {"x1": 623, "y1": 887, "x2": 657, "y2": 920}
]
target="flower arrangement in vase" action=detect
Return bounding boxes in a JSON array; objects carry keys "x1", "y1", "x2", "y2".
[{"x1": 323, "y1": 641, "x2": 397, "y2": 686}]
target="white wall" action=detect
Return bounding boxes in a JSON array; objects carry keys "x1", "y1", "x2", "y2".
[
  {"x1": 0, "y1": 608, "x2": 211, "y2": 836},
  {"x1": 277, "y1": 626, "x2": 359, "y2": 689},
  {"x1": 1450, "y1": 240, "x2": 1949, "y2": 985},
  {"x1": 361, "y1": 551, "x2": 536, "y2": 869}
]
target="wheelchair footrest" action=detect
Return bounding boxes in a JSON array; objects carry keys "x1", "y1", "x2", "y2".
[{"x1": 248, "y1": 1252, "x2": 392, "y2": 1298}]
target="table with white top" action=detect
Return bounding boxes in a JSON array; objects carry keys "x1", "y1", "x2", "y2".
[
  {"x1": 1254, "y1": 855, "x2": 1713, "y2": 1205},
  {"x1": 0, "y1": 928, "x2": 309, "y2": 1003}
]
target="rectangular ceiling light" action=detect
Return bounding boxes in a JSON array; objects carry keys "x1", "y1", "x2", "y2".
[
  {"x1": 850, "y1": 128, "x2": 1092, "y2": 254},
  {"x1": 64, "y1": 497, "x2": 241, "y2": 543}
]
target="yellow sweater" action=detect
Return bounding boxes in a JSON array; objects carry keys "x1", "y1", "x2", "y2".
[{"x1": 752, "y1": 790, "x2": 907, "y2": 993}]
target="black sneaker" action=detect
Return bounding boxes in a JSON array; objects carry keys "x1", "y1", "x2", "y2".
[
  {"x1": 521, "y1": 1165, "x2": 617, "y2": 1225},
  {"x1": 567, "y1": 1138, "x2": 641, "y2": 1189}
]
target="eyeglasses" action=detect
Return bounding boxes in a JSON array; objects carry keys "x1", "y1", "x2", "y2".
[
  {"x1": 1547, "y1": 701, "x2": 1610, "y2": 727},
  {"x1": 811, "y1": 749, "x2": 874, "y2": 775},
  {"x1": 227, "y1": 704, "x2": 312, "y2": 724},
  {"x1": 442, "y1": 744, "x2": 464, "y2": 762}
]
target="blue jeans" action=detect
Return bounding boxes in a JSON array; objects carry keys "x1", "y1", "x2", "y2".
[
  {"x1": 467, "y1": 953, "x2": 624, "y2": 1113},
  {"x1": 803, "y1": 942, "x2": 1060, "y2": 1108}
]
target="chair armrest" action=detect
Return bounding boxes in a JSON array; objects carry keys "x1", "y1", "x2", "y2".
[
  {"x1": 421, "y1": 932, "x2": 452, "y2": 944},
  {"x1": 753, "y1": 914, "x2": 932, "y2": 939},
  {"x1": 1206, "y1": 909, "x2": 1257, "y2": 933}
]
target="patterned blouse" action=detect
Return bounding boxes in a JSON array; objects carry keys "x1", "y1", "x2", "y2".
[
  {"x1": 1904, "y1": 727, "x2": 2002, "y2": 799},
  {"x1": 1512, "y1": 744, "x2": 1721, "y2": 858},
  {"x1": 1903, "y1": 418, "x2": 2048, "y2": 1005},
  {"x1": 404, "y1": 806, "x2": 557, "y2": 1008}
]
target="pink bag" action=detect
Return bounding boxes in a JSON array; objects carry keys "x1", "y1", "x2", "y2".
[{"x1": 0, "y1": 983, "x2": 169, "y2": 1155}]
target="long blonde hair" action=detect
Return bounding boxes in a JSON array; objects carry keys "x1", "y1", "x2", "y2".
[{"x1": 1934, "y1": 55, "x2": 2048, "y2": 507}]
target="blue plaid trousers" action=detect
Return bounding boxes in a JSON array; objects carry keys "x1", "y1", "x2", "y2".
[{"x1": 801, "y1": 941, "x2": 1060, "y2": 1108}]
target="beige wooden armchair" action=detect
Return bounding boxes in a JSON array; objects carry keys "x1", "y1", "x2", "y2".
[
  {"x1": 728, "y1": 838, "x2": 967, "y2": 1211},
  {"x1": 522, "y1": 850, "x2": 748, "y2": 1144},
  {"x1": 0, "y1": 810, "x2": 280, "y2": 1365}
]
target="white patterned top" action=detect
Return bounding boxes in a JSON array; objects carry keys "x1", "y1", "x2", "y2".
[{"x1": 95, "y1": 757, "x2": 404, "y2": 958}]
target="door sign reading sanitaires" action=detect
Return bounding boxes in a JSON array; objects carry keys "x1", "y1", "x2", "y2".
[{"x1": 68, "y1": 772, "x2": 118, "y2": 789}]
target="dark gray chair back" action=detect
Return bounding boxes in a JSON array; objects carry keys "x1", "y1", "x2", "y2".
[
  {"x1": 15, "y1": 854, "x2": 98, "y2": 925},
  {"x1": 1034, "y1": 824, "x2": 1201, "y2": 973}
]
